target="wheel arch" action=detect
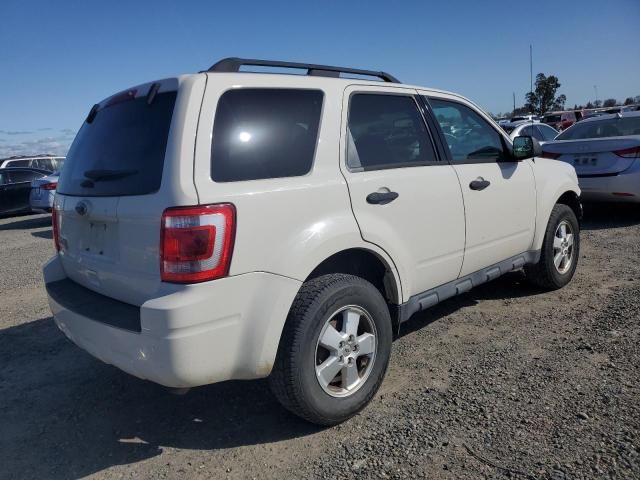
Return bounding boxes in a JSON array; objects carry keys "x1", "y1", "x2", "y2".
[{"x1": 304, "y1": 247, "x2": 402, "y2": 306}]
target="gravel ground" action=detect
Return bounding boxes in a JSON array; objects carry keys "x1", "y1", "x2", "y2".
[{"x1": 0, "y1": 205, "x2": 638, "y2": 480}]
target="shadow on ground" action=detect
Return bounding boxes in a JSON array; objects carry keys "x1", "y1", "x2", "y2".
[
  {"x1": 31, "y1": 229, "x2": 52, "y2": 240},
  {"x1": 0, "y1": 214, "x2": 51, "y2": 231},
  {"x1": 581, "y1": 203, "x2": 640, "y2": 231},
  {"x1": 0, "y1": 317, "x2": 320, "y2": 479}
]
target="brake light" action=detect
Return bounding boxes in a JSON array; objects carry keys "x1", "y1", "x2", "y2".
[
  {"x1": 41, "y1": 182, "x2": 58, "y2": 191},
  {"x1": 160, "y1": 204, "x2": 236, "y2": 283},
  {"x1": 613, "y1": 146, "x2": 640, "y2": 158},
  {"x1": 52, "y1": 208, "x2": 61, "y2": 251},
  {"x1": 541, "y1": 151, "x2": 562, "y2": 159}
]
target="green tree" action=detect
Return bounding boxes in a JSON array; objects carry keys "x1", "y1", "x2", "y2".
[
  {"x1": 603, "y1": 98, "x2": 617, "y2": 108},
  {"x1": 594, "y1": 100, "x2": 603, "y2": 108},
  {"x1": 525, "y1": 73, "x2": 565, "y2": 115},
  {"x1": 624, "y1": 97, "x2": 635, "y2": 105},
  {"x1": 585, "y1": 101, "x2": 594, "y2": 109}
]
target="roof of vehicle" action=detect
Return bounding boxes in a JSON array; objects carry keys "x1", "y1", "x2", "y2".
[
  {"x1": 0, "y1": 155, "x2": 65, "y2": 162},
  {"x1": 577, "y1": 110, "x2": 640, "y2": 124},
  {"x1": 201, "y1": 57, "x2": 468, "y2": 102}
]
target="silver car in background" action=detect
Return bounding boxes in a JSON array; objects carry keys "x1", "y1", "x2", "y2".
[
  {"x1": 541, "y1": 111, "x2": 640, "y2": 202},
  {"x1": 30, "y1": 172, "x2": 60, "y2": 213}
]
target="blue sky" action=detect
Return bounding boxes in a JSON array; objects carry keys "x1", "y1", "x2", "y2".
[{"x1": 1, "y1": 0, "x2": 639, "y2": 157}]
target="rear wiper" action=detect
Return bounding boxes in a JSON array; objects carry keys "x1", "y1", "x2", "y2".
[{"x1": 83, "y1": 169, "x2": 139, "y2": 182}]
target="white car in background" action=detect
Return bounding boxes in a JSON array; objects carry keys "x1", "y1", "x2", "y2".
[
  {"x1": 0, "y1": 156, "x2": 64, "y2": 172},
  {"x1": 509, "y1": 122, "x2": 559, "y2": 142},
  {"x1": 541, "y1": 111, "x2": 640, "y2": 202}
]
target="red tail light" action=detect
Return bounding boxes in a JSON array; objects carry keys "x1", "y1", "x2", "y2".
[
  {"x1": 541, "y1": 151, "x2": 561, "y2": 159},
  {"x1": 160, "y1": 204, "x2": 236, "y2": 283},
  {"x1": 613, "y1": 146, "x2": 640, "y2": 158},
  {"x1": 52, "y1": 208, "x2": 61, "y2": 251},
  {"x1": 41, "y1": 182, "x2": 58, "y2": 191}
]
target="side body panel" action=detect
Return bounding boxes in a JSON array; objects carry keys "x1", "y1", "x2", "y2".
[
  {"x1": 338, "y1": 85, "x2": 466, "y2": 300},
  {"x1": 193, "y1": 74, "x2": 404, "y2": 300}
]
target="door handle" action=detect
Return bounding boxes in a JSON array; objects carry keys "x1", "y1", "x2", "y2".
[
  {"x1": 469, "y1": 177, "x2": 490, "y2": 191},
  {"x1": 366, "y1": 191, "x2": 399, "y2": 205}
]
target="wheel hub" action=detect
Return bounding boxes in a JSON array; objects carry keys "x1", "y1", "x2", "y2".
[{"x1": 314, "y1": 306, "x2": 377, "y2": 398}]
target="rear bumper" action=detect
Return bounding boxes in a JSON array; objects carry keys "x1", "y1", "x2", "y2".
[
  {"x1": 29, "y1": 189, "x2": 54, "y2": 211},
  {"x1": 44, "y1": 255, "x2": 302, "y2": 388},
  {"x1": 579, "y1": 167, "x2": 640, "y2": 203}
]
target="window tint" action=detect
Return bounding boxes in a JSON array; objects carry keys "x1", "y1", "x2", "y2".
[
  {"x1": 347, "y1": 94, "x2": 436, "y2": 170},
  {"x1": 535, "y1": 124, "x2": 558, "y2": 141},
  {"x1": 0, "y1": 172, "x2": 7, "y2": 185},
  {"x1": 58, "y1": 91, "x2": 177, "y2": 196},
  {"x1": 556, "y1": 116, "x2": 640, "y2": 140},
  {"x1": 8, "y1": 171, "x2": 43, "y2": 183},
  {"x1": 429, "y1": 98, "x2": 507, "y2": 163},
  {"x1": 211, "y1": 89, "x2": 323, "y2": 182}
]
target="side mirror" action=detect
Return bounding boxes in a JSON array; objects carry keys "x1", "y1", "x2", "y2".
[{"x1": 512, "y1": 135, "x2": 542, "y2": 160}]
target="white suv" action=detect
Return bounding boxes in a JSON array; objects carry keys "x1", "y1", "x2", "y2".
[{"x1": 44, "y1": 58, "x2": 581, "y2": 425}]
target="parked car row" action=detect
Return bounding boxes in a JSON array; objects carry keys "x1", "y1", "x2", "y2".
[
  {"x1": 0, "y1": 168, "x2": 52, "y2": 216},
  {"x1": 0, "y1": 156, "x2": 63, "y2": 216},
  {"x1": 496, "y1": 109, "x2": 640, "y2": 202}
]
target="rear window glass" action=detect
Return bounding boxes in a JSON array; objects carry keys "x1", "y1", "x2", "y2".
[
  {"x1": 543, "y1": 115, "x2": 561, "y2": 123},
  {"x1": 557, "y1": 116, "x2": 640, "y2": 140},
  {"x1": 57, "y1": 91, "x2": 177, "y2": 196},
  {"x1": 211, "y1": 89, "x2": 323, "y2": 182}
]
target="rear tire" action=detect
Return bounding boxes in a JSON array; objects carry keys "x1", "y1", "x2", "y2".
[
  {"x1": 269, "y1": 274, "x2": 392, "y2": 426},
  {"x1": 525, "y1": 204, "x2": 580, "y2": 290}
]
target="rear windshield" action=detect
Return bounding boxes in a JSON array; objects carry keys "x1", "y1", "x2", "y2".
[
  {"x1": 57, "y1": 91, "x2": 177, "y2": 196},
  {"x1": 543, "y1": 115, "x2": 561, "y2": 123},
  {"x1": 211, "y1": 88, "x2": 323, "y2": 182},
  {"x1": 557, "y1": 116, "x2": 640, "y2": 140}
]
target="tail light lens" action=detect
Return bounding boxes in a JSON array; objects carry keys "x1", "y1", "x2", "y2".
[
  {"x1": 613, "y1": 146, "x2": 640, "y2": 158},
  {"x1": 541, "y1": 151, "x2": 561, "y2": 159},
  {"x1": 52, "y1": 208, "x2": 61, "y2": 251},
  {"x1": 41, "y1": 182, "x2": 58, "y2": 191},
  {"x1": 160, "y1": 204, "x2": 236, "y2": 283}
]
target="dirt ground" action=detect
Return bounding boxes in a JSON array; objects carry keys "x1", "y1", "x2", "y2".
[{"x1": 0, "y1": 205, "x2": 638, "y2": 480}]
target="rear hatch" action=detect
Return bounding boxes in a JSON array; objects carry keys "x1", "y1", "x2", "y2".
[
  {"x1": 542, "y1": 137, "x2": 640, "y2": 176},
  {"x1": 54, "y1": 76, "x2": 205, "y2": 306}
]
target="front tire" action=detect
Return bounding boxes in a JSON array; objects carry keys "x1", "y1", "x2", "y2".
[
  {"x1": 525, "y1": 203, "x2": 580, "y2": 290},
  {"x1": 269, "y1": 274, "x2": 392, "y2": 426}
]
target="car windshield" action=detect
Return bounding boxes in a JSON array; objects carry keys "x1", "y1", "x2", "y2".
[
  {"x1": 544, "y1": 115, "x2": 561, "y2": 123},
  {"x1": 557, "y1": 116, "x2": 640, "y2": 140}
]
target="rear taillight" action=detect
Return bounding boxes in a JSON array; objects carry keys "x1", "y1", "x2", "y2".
[
  {"x1": 613, "y1": 146, "x2": 640, "y2": 158},
  {"x1": 541, "y1": 151, "x2": 562, "y2": 160},
  {"x1": 52, "y1": 208, "x2": 61, "y2": 251},
  {"x1": 160, "y1": 204, "x2": 236, "y2": 283},
  {"x1": 41, "y1": 182, "x2": 58, "y2": 191}
]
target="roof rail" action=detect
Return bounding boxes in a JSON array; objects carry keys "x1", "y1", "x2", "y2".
[{"x1": 206, "y1": 57, "x2": 400, "y2": 83}]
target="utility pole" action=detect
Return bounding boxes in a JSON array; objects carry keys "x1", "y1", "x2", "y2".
[
  {"x1": 594, "y1": 85, "x2": 599, "y2": 105},
  {"x1": 513, "y1": 92, "x2": 516, "y2": 114},
  {"x1": 529, "y1": 44, "x2": 533, "y2": 113}
]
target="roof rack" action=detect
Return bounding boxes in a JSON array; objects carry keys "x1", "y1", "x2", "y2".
[{"x1": 206, "y1": 57, "x2": 400, "y2": 83}]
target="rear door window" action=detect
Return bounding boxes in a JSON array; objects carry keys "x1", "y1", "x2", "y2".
[
  {"x1": 211, "y1": 89, "x2": 323, "y2": 182},
  {"x1": 535, "y1": 124, "x2": 558, "y2": 141},
  {"x1": 57, "y1": 91, "x2": 177, "y2": 196},
  {"x1": 347, "y1": 94, "x2": 437, "y2": 171}
]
